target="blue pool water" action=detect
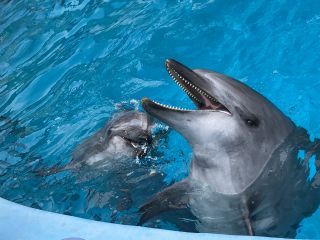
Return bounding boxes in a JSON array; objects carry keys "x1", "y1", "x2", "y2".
[{"x1": 1, "y1": 0, "x2": 320, "y2": 238}]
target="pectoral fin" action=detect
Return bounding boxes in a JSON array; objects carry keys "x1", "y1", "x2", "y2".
[{"x1": 138, "y1": 179, "x2": 190, "y2": 225}]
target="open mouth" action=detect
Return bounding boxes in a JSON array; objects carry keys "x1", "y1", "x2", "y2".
[{"x1": 143, "y1": 59, "x2": 230, "y2": 114}]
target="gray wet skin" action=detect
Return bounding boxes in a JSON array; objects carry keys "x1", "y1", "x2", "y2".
[
  {"x1": 140, "y1": 59, "x2": 320, "y2": 237},
  {"x1": 36, "y1": 111, "x2": 154, "y2": 177},
  {"x1": 143, "y1": 59, "x2": 294, "y2": 194},
  {"x1": 70, "y1": 111, "x2": 153, "y2": 169}
]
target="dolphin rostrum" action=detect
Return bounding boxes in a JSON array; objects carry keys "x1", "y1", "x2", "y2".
[{"x1": 139, "y1": 59, "x2": 320, "y2": 238}]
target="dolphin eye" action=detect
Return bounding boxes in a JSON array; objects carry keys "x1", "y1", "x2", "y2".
[
  {"x1": 245, "y1": 119, "x2": 259, "y2": 127},
  {"x1": 235, "y1": 106, "x2": 259, "y2": 128}
]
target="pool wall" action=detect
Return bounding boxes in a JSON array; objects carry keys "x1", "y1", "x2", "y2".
[{"x1": 0, "y1": 197, "x2": 286, "y2": 240}]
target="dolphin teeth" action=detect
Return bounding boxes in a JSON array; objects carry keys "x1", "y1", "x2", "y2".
[
  {"x1": 151, "y1": 100, "x2": 192, "y2": 112},
  {"x1": 167, "y1": 64, "x2": 220, "y2": 107}
]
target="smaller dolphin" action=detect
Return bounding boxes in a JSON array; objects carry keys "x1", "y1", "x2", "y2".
[
  {"x1": 38, "y1": 110, "x2": 154, "y2": 175},
  {"x1": 70, "y1": 110, "x2": 154, "y2": 169}
]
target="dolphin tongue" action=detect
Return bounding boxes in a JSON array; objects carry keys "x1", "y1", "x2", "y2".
[{"x1": 198, "y1": 94, "x2": 226, "y2": 111}]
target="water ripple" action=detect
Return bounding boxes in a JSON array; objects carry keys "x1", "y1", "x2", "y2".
[{"x1": 1, "y1": 0, "x2": 320, "y2": 237}]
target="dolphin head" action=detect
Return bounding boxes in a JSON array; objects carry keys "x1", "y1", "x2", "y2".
[
  {"x1": 107, "y1": 111, "x2": 154, "y2": 158},
  {"x1": 142, "y1": 59, "x2": 295, "y2": 193},
  {"x1": 71, "y1": 111, "x2": 155, "y2": 168}
]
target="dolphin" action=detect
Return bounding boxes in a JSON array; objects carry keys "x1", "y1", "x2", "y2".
[
  {"x1": 38, "y1": 110, "x2": 154, "y2": 176},
  {"x1": 139, "y1": 59, "x2": 320, "y2": 238},
  {"x1": 70, "y1": 110, "x2": 154, "y2": 169}
]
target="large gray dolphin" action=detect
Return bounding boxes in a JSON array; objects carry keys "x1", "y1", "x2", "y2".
[{"x1": 139, "y1": 59, "x2": 320, "y2": 238}]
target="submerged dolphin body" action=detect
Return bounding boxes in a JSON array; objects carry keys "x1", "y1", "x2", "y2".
[{"x1": 140, "y1": 59, "x2": 320, "y2": 238}]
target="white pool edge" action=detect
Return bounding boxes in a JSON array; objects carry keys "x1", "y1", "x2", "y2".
[{"x1": 0, "y1": 197, "x2": 290, "y2": 240}]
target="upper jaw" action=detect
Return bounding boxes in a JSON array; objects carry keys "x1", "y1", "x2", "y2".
[{"x1": 142, "y1": 59, "x2": 230, "y2": 114}]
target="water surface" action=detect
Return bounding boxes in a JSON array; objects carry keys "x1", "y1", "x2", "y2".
[{"x1": 1, "y1": 0, "x2": 320, "y2": 238}]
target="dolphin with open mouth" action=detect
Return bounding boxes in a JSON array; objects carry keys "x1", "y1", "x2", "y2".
[{"x1": 139, "y1": 59, "x2": 320, "y2": 238}]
